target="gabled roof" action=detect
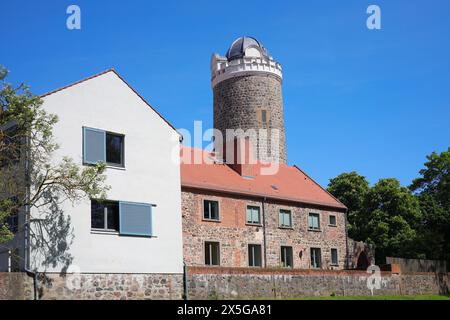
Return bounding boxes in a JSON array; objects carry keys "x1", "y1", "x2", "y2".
[
  {"x1": 40, "y1": 68, "x2": 179, "y2": 135},
  {"x1": 181, "y1": 147, "x2": 347, "y2": 211}
]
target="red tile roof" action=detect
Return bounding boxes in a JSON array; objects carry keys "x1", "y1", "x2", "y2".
[{"x1": 181, "y1": 147, "x2": 347, "y2": 211}]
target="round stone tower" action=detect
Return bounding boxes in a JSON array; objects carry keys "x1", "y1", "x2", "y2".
[{"x1": 211, "y1": 36, "x2": 287, "y2": 164}]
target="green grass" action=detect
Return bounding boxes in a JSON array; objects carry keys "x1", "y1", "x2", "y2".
[{"x1": 283, "y1": 295, "x2": 450, "y2": 300}]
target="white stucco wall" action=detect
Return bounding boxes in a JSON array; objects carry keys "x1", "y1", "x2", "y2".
[{"x1": 31, "y1": 71, "x2": 183, "y2": 274}]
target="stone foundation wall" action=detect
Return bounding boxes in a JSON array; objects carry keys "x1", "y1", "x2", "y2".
[
  {"x1": 187, "y1": 267, "x2": 450, "y2": 300},
  {"x1": 0, "y1": 273, "x2": 183, "y2": 300},
  {"x1": 0, "y1": 273, "x2": 34, "y2": 300},
  {"x1": 2, "y1": 269, "x2": 449, "y2": 300}
]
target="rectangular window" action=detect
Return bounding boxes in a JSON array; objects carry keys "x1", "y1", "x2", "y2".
[
  {"x1": 329, "y1": 215, "x2": 337, "y2": 226},
  {"x1": 91, "y1": 200, "x2": 120, "y2": 231},
  {"x1": 261, "y1": 110, "x2": 267, "y2": 123},
  {"x1": 246, "y1": 206, "x2": 261, "y2": 225},
  {"x1": 248, "y1": 244, "x2": 262, "y2": 267},
  {"x1": 308, "y1": 213, "x2": 320, "y2": 231},
  {"x1": 83, "y1": 127, "x2": 124, "y2": 167},
  {"x1": 281, "y1": 246, "x2": 293, "y2": 268},
  {"x1": 106, "y1": 132, "x2": 124, "y2": 166},
  {"x1": 279, "y1": 210, "x2": 292, "y2": 228},
  {"x1": 91, "y1": 200, "x2": 153, "y2": 236},
  {"x1": 331, "y1": 249, "x2": 338, "y2": 265},
  {"x1": 310, "y1": 248, "x2": 322, "y2": 269},
  {"x1": 203, "y1": 200, "x2": 219, "y2": 221},
  {"x1": 205, "y1": 242, "x2": 220, "y2": 266}
]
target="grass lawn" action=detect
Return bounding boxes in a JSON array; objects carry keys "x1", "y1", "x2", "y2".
[{"x1": 287, "y1": 295, "x2": 450, "y2": 300}]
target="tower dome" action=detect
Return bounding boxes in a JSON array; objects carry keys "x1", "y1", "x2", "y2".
[
  {"x1": 211, "y1": 37, "x2": 287, "y2": 164},
  {"x1": 226, "y1": 36, "x2": 270, "y2": 61}
]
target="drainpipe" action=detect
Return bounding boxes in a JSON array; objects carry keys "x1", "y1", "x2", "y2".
[
  {"x1": 24, "y1": 219, "x2": 39, "y2": 300},
  {"x1": 23, "y1": 133, "x2": 38, "y2": 300},
  {"x1": 344, "y1": 209, "x2": 349, "y2": 270},
  {"x1": 183, "y1": 262, "x2": 189, "y2": 300},
  {"x1": 262, "y1": 197, "x2": 268, "y2": 268},
  {"x1": 25, "y1": 268, "x2": 39, "y2": 300}
]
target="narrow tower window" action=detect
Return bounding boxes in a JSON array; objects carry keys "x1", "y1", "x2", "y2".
[
  {"x1": 258, "y1": 109, "x2": 270, "y2": 125},
  {"x1": 261, "y1": 110, "x2": 267, "y2": 123}
]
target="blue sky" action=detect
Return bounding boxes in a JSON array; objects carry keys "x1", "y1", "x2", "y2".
[{"x1": 1, "y1": 0, "x2": 449, "y2": 187}]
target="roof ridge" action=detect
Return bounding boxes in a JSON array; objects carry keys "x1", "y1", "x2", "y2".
[
  {"x1": 39, "y1": 68, "x2": 180, "y2": 135},
  {"x1": 40, "y1": 68, "x2": 115, "y2": 98}
]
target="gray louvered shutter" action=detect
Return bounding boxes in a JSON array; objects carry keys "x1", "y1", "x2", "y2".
[
  {"x1": 83, "y1": 127, "x2": 106, "y2": 164},
  {"x1": 119, "y1": 202, "x2": 152, "y2": 236}
]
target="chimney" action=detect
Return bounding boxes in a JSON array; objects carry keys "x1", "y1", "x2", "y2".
[{"x1": 224, "y1": 137, "x2": 256, "y2": 178}]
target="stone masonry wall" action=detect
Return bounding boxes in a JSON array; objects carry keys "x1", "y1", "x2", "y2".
[
  {"x1": 187, "y1": 267, "x2": 450, "y2": 299},
  {"x1": 0, "y1": 273, "x2": 183, "y2": 300},
  {"x1": 182, "y1": 188, "x2": 347, "y2": 270},
  {"x1": 213, "y1": 74, "x2": 287, "y2": 164},
  {"x1": 2, "y1": 270, "x2": 449, "y2": 300},
  {"x1": 0, "y1": 272, "x2": 34, "y2": 300}
]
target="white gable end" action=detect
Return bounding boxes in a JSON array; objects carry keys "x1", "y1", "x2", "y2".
[{"x1": 30, "y1": 70, "x2": 183, "y2": 274}]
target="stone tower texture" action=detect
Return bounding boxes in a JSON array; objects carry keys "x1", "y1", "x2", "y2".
[{"x1": 211, "y1": 36, "x2": 287, "y2": 164}]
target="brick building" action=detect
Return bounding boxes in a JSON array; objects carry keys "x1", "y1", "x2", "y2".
[{"x1": 181, "y1": 148, "x2": 349, "y2": 270}]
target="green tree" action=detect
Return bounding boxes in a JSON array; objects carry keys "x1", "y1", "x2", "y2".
[
  {"x1": 0, "y1": 66, "x2": 109, "y2": 250},
  {"x1": 415, "y1": 194, "x2": 448, "y2": 260},
  {"x1": 410, "y1": 148, "x2": 450, "y2": 264},
  {"x1": 327, "y1": 172, "x2": 370, "y2": 240},
  {"x1": 328, "y1": 174, "x2": 423, "y2": 264},
  {"x1": 364, "y1": 178, "x2": 422, "y2": 263},
  {"x1": 410, "y1": 148, "x2": 450, "y2": 211}
]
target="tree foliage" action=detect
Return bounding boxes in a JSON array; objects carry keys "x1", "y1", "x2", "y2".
[
  {"x1": 363, "y1": 178, "x2": 421, "y2": 262},
  {"x1": 327, "y1": 172, "x2": 369, "y2": 239},
  {"x1": 328, "y1": 148, "x2": 449, "y2": 265},
  {"x1": 410, "y1": 148, "x2": 450, "y2": 211},
  {"x1": 410, "y1": 148, "x2": 450, "y2": 264}
]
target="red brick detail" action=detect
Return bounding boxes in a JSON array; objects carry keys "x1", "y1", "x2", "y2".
[{"x1": 187, "y1": 266, "x2": 393, "y2": 277}]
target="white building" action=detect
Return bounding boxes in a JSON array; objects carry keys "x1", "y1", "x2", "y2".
[{"x1": 0, "y1": 69, "x2": 184, "y2": 299}]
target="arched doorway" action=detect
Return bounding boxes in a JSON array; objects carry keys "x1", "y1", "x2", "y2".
[{"x1": 356, "y1": 251, "x2": 370, "y2": 270}]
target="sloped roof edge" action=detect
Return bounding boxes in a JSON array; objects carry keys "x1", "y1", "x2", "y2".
[
  {"x1": 181, "y1": 182, "x2": 347, "y2": 211},
  {"x1": 293, "y1": 165, "x2": 348, "y2": 210},
  {"x1": 40, "y1": 68, "x2": 180, "y2": 136}
]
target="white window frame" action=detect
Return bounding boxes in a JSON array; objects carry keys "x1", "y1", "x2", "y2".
[
  {"x1": 308, "y1": 213, "x2": 321, "y2": 231},
  {"x1": 310, "y1": 247, "x2": 322, "y2": 269},
  {"x1": 248, "y1": 244, "x2": 262, "y2": 267},
  {"x1": 203, "y1": 200, "x2": 220, "y2": 221},
  {"x1": 280, "y1": 246, "x2": 294, "y2": 268},
  {"x1": 279, "y1": 209, "x2": 292, "y2": 228},
  {"x1": 329, "y1": 214, "x2": 337, "y2": 227},
  {"x1": 331, "y1": 248, "x2": 339, "y2": 266},
  {"x1": 246, "y1": 205, "x2": 261, "y2": 226},
  {"x1": 204, "y1": 241, "x2": 220, "y2": 266}
]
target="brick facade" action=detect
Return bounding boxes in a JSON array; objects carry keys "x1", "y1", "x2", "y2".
[
  {"x1": 213, "y1": 74, "x2": 287, "y2": 164},
  {"x1": 182, "y1": 188, "x2": 348, "y2": 270}
]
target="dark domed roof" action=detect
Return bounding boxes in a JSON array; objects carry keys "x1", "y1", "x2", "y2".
[{"x1": 226, "y1": 36, "x2": 269, "y2": 61}]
